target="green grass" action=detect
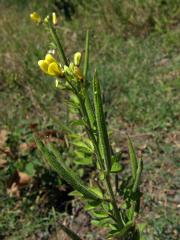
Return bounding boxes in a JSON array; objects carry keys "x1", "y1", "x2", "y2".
[{"x1": 0, "y1": 1, "x2": 179, "y2": 239}]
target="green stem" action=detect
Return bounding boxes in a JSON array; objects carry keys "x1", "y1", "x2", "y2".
[
  {"x1": 83, "y1": 30, "x2": 89, "y2": 83},
  {"x1": 105, "y1": 175, "x2": 122, "y2": 228},
  {"x1": 49, "y1": 23, "x2": 68, "y2": 65}
]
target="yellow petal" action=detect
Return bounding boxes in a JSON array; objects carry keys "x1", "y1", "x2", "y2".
[
  {"x1": 38, "y1": 60, "x2": 48, "y2": 74},
  {"x1": 45, "y1": 54, "x2": 56, "y2": 64},
  {"x1": 30, "y1": 12, "x2": 41, "y2": 23},
  {"x1": 48, "y1": 62, "x2": 64, "y2": 77}
]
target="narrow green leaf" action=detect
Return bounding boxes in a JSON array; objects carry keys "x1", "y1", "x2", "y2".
[
  {"x1": 91, "y1": 218, "x2": 112, "y2": 227},
  {"x1": 93, "y1": 71, "x2": 111, "y2": 171},
  {"x1": 85, "y1": 92, "x2": 96, "y2": 129},
  {"x1": 111, "y1": 162, "x2": 122, "y2": 173},
  {"x1": 35, "y1": 139, "x2": 101, "y2": 201},
  {"x1": 89, "y1": 187, "x2": 103, "y2": 199},
  {"x1": 74, "y1": 157, "x2": 92, "y2": 166},
  {"x1": 128, "y1": 136, "x2": 138, "y2": 180},
  {"x1": 108, "y1": 221, "x2": 134, "y2": 238},
  {"x1": 68, "y1": 190, "x2": 83, "y2": 198},
  {"x1": 128, "y1": 159, "x2": 143, "y2": 220},
  {"x1": 84, "y1": 199, "x2": 101, "y2": 211},
  {"x1": 91, "y1": 209, "x2": 109, "y2": 219},
  {"x1": 72, "y1": 141, "x2": 93, "y2": 153}
]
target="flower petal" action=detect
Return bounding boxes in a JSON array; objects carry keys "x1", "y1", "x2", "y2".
[
  {"x1": 45, "y1": 54, "x2": 56, "y2": 64},
  {"x1": 48, "y1": 62, "x2": 64, "y2": 77},
  {"x1": 38, "y1": 60, "x2": 48, "y2": 74}
]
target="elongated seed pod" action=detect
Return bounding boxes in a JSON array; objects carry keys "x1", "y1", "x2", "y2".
[
  {"x1": 85, "y1": 92, "x2": 96, "y2": 129},
  {"x1": 93, "y1": 72, "x2": 111, "y2": 171},
  {"x1": 83, "y1": 30, "x2": 96, "y2": 129},
  {"x1": 36, "y1": 139, "x2": 100, "y2": 201},
  {"x1": 132, "y1": 159, "x2": 143, "y2": 193},
  {"x1": 128, "y1": 136, "x2": 138, "y2": 180}
]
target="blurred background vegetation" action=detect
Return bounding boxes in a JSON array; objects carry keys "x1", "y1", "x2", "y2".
[{"x1": 0, "y1": 0, "x2": 179, "y2": 239}]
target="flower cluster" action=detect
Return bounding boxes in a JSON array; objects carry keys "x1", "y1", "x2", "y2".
[
  {"x1": 30, "y1": 12, "x2": 83, "y2": 84},
  {"x1": 30, "y1": 12, "x2": 58, "y2": 25},
  {"x1": 38, "y1": 54, "x2": 64, "y2": 77},
  {"x1": 38, "y1": 52, "x2": 83, "y2": 82}
]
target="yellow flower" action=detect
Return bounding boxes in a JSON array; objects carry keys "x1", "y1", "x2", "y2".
[
  {"x1": 74, "y1": 52, "x2": 81, "y2": 66},
  {"x1": 38, "y1": 53, "x2": 64, "y2": 77},
  {"x1": 48, "y1": 62, "x2": 64, "y2": 77},
  {"x1": 52, "y1": 12, "x2": 58, "y2": 25},
  {"x1": 30, "y1": 12, "x2": 41, "y2": 24}
]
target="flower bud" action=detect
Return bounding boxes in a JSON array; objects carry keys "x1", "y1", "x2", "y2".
[
  {"x1": 55, "y1": 79, "x2": 59, "y2": 87},
  {"x1": 44, "y1": 15, "x2": 50, "y2": 23},
  {"x1": 74, "y1": 52, "x2": 81, "y2": 66},
  {"x1": 52, "y1": 12, "x2": 58, "y2": 25},
  {"x1": 30, "y1": 12, "x2": 41, "y2": 24},
  {"x1": 74, "y1": 66, "x2": 83, "y2": 81}
]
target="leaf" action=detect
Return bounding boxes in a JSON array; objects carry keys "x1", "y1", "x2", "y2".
[
  {"x1": 69, "y1": 119, "x2": 85, "y2": 127},
  {"x1": 74, "y1": 151, "x2": 92, "y2": 165},
  {"x1": 91, "y1": 210, "x2": 109, "y2": 219},
  {"x1": 91, "y1": 217, "x2": 112, "y2": 227},
  {"x1": 74, "y1": 157, "x2": 92, "y2": 166},
  {"x1": 107, "y1": 221, "x2": 134, "y2": 238},
  {"x1": 102, "y1": 202, "x2": 113, "y2": 211},
  {"x1": 72, "y1": 141, "x2": 93, "y2": 153},
  {"x1": 69, "y1": 190, "x2": 83, "y2": 198},
  {"x1": 84, "y1": 199, "x2": 101, "y2": 211},
  {"x1": 25, "y1": 162, "x2": 35, "y2": 176},
  {"x1": 89, "y1": 187, "x2": 103, "y2": 199},
  {"x1": 128, "y1": 136, "x2": 138, "y2": 180},
  {"x1": 99, "y1": 171, "x2": 105, "y2": 180},
  {"x1": 35, "y1": 139, "x2": 101, "y2": 201},
  {"x1": 93, "y1": 71, "x2": 111, "y2": 171},
  {"x1": 111, "y1": 162, "x2": 122, "y2": 173},
  {"x1": 138, "y1": 223, "x2": 146, "y2": 233}
]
